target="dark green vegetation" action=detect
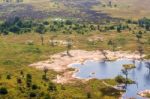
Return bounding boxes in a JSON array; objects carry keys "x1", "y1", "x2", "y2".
[
  {"x1": 0, "y1": 17, "x2": 95, "y2": 35},
  {"x1": 0, "y1": 17, "x2": 150, "y2": 36},
  {"x1": 115, "y1": 75, "x2": 134, "y2": 84},
  {"x1": 122, "y1": 64, "x2": 136, "y2": 70}
]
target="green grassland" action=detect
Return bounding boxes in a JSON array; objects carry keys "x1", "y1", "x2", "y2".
[
  {"x1": 0, "y1": 0, "x2": 150, "y2": 98},
  {"x1": 0, "y1": 17, "x2": 149, "y2": 98},
  {"x1": 0, "y1": 33, "x2": 123, "y2": 99}
]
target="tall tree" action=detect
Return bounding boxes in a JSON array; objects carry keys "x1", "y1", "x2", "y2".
[
  {"x1": 26, "y1": 74, "x2": 32, "y2": 88},
  {"x1": 36, "y1": 24, "x2": 46, "y2": 45},
  {"x1": 99, "y1": 49, "x2": 108, "y2": 60},
  {"x1": 66, "y1": 38, "x2": 72, "y2": 56},
  {"x1": 122, "y1": 68, "x2": 129, "y2": 89},
  {"x1": 137, "y1": 45, "x2": 144, "y2": 60},
  {"x1": 42, "y1": 67, "x2": 49, "y2": 81},
  {"x1": 108, "y1": 40, "x2": 116, "y2": 51},
  {"x1": 136, "y1": 31, "x2": 142, "y2": 42}
]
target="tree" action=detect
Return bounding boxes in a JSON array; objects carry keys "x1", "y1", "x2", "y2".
[
  {"x1": 17, "y1": 78, "x2": 22, "y2": 85},
  {"x1": 44, "y1": 94, "x2": 51, "y2": 99},
  {"x1": 66, "y1": 38, "x2": 72, "y2": 56},
  {"x1": 99, "y1": 49, "x2": 108, "y2": 60},
  {"x1": 50, "y1": 36, "x2": 56, "y2": 47},
  {"x1": 122, "y1": 69, "x2": 128, "y2": 81},
  {"x1": 108, "y1": 1, "x2": 112, "y2": 7},
  {"x1": 43, "y1": 21, "x2": 49, "y2": 25},
  {"x1": 90, "y1": 25, "x2": 96, "y2": 30},
  {"x1": 42, "y1": 67, "x2": 49, "y2": 81},
  {"x1": 137, "y1": 45, "x2": 144, "y2": 60},
  {"x1": 6, "y1": 73, "x2": 11, "y2": 79},
  {"x1": 26, "y1": 74, "x2": 32, "y2": 88},
  {"x1": 115, "y1": 75, "x2": 126, "y2": 84},
  {"x1": 16, "y1": 78, "x2": 23, "y2": 92},
  {"x1": 48, "y1": 82, "x2": 57, "y2": 92},
  {"x1": 117, "y1": 26, "x2": 121, "y2": 33},
  {"x1": 9, "y1": 25, "x2": 21, "y2": 34},
  {"x1": 0, "y1": 29, "x2": 9, "y2": 35},
  {"x1": 136, "y1": 31, "x2": 142, "y2": 42},
  {"x1": 65, "y1": 20, "x2": 72, "y2": 25},
  {"x1": 32, "y1": 84, "x2": 38, "y2": 90},
  {"x1": 36, "y1": 24, "x2": 46, "y2": 34},
  {"x1": 36, "y1": 24, "x2": 46, "y2": 45},
  {"x1": 97, "y1": 25, "x2": 101, "y2": 31},
  {"x1": 145, "y1": 24, "x2": 150, "y2": 31},
  {"x1": 108, "y1": 40, "x2": 116, "y2": 51},
  {"x1": 20, "y1": 70, "x2": 24, "y2": 77},
  {"x1": 87, "y1": 92, "x2": 92, "y2": 98},
  {"x1": 122, "y1": 68, "x2": 128, "y2": 89},
  {"x1": 29, "y1": 92, "x2": 36, "y2": 98},
  {"x1": 40, "y1": 34, "x2": 44, "y2": 45}
]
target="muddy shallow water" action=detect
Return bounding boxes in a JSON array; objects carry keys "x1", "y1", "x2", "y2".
[{"x1": 70, "y1": 59, "x2": 150, "y2": 99}]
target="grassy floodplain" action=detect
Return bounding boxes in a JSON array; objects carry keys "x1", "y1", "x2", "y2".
[
  {"x1": 0, "y1": 17, "x2": 149, "y2": 98},
  {"x1": 0, "y1": 0, "x2": 150, "y2": 98}
]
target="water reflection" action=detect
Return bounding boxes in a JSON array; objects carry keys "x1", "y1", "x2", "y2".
[
  {"x1": 144, "y1": 70, "x2": 150, "y2": 85},
  {"x1": 137, "y1": 61, "x2": 143, "y2": 71}
]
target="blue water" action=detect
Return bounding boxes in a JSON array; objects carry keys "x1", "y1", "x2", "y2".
[{"x1": 70, "y1": 59, "x2": 150, "y2": 99}]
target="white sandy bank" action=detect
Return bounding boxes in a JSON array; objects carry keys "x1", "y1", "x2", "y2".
[{"x1": 29, "y1": 50, "x2": 143, "y2": 84}]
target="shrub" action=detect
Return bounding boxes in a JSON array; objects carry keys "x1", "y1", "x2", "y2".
[
  {"x1": 87, "y1": 92, "x2": 91, "y2": 98},
  {"x1": 0, "y1": 87, "x2": 8, "y2": 95},
  {"x1": 61, "y1": 85, "x2": 65, "y2": 90},
  {"x1": 29, "y1": 92, "x2": 36, "y2": 97},
  {"x1": 115, "y1": 75, "x2": 126, "y2": 84},
  {"x1": 26, "y1": 74, "x2": 32, "y2": 88},
  {"x1": 3, "y1": 60, "x2": 15, "y2": 65},
  {"x1": 115, "y1": 75, "x2": 134, "y2": 84},
  {"x1": 48, "y1": 82, "x2": 57, "y2": 92},
  {"x1": 6, "y1": 74, "x2": 11, "y2": 79},
  {"x1": 26, "y1": 40, "x2": 34, "y2": 45},
  {"x1": 44, "y1": 94, "x2": 51, "y2": 99},
  {"x1": 32, "y1": 84, "x2": 38, "y2": 90},
  {"x1": 24, "y1": 46, "x2": 41, "y2": 53}
]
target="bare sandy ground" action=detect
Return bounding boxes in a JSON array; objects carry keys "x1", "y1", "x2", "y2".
[{"x1": 29, "y1": 50, "x2": 144, "y2": 84}]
